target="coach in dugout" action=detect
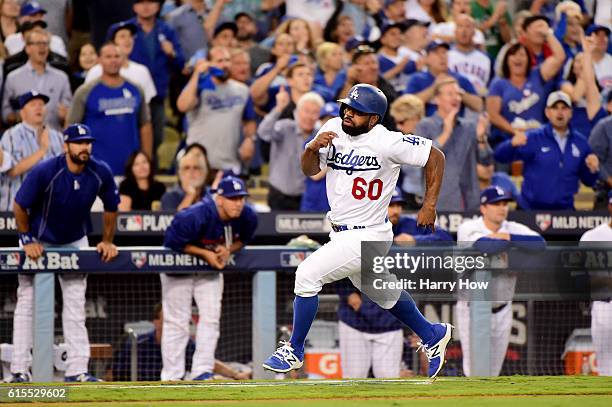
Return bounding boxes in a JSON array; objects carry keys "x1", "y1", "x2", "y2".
[
  {"x1": 336, "y1": 188, "x2": 452, "y2": 378},
  {"x1": 162, "y1": 176, "x2": 257, "y2": 381},
  {"x1": 457, "y1": 186, "x2": 545, "y2": 376},
  {"x1": 8, "y1": 124, "x2": 119, "y2": 383},
  {"x1": 494, "y1": 91, "x2": 599, "y2": 210},
  {"x1": 0, "y1": 91, "x2": 63, "y2": 211}
]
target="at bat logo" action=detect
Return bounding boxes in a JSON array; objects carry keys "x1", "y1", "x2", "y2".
[{"x1": 131, "y1": 252, "x2": 147, "y2": 269}]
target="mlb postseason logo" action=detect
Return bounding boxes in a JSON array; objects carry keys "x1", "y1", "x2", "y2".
[
  {"x1": 536, "y1": 214, "x2": 552, "y2": 232},
  {"x1": 0, "y1": 252, "x2": 21, "y2": 270},
  {"x1": 131, "y1": 252, "x2": 147, "y2": 269}
]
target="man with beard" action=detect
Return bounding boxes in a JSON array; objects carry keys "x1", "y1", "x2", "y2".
[
  {"x1": 263, "y1": 83, "x2": 454, "y2": 379},
  {"x1": 177, "y1": 46, "x2": 256, "y2": 173},
  {"x1": 7, "y1": 124, "x2": 119, "y2": 383},
  {"x1": 67, "y1": 42, "x2": 152, "y2": 175}
]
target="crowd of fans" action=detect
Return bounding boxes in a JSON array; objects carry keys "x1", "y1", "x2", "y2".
[{"x1": 0, "y1": 0, "x2": 611, "y2": 213}]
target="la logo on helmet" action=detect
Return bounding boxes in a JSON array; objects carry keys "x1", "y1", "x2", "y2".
[
  {"x1": 78, "y1": 125, "x2": 86, "y2": 135},
  {"x1": 350, "y1": 88, "x2": 359, "y2": 99}
]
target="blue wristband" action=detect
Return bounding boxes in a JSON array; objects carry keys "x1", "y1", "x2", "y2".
[{"x1": 18, "y1": 232, "x2": 36, "y2": 246}]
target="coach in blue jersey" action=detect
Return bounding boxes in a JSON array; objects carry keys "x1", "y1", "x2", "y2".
[
  {"x1": 8, "y1": 124, "x2": 119, "y2": 383},
  {"x1": 494, "y1": 91, "x2": 599, "y2": 210},
  {"x1": 68, "y1": 42, "x2": 152, "y2": 175},
  {"x1": 162, "y1": 176, "x2": 258, "y2": 381},
  {"x1": 0, "y1": 91, "x2": 63, "y2": 211}
]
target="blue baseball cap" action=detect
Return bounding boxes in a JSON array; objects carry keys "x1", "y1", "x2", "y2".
[
  {"x1": 586, "y1": 24, "x2": 611, "y2": 36},
  {"x1": 425, "y1": 40, "x2": 450, "y2": 53},
  {"x1": 480, "y1": 186, "x2": 513, "y2": 205},
  {"x1": 18, "y1": 90, "x2": 49, "y2": 109},
  {"x1": 215, "y1": 176, "x2": 249, "y2": 198},
  {"x1": 20, "y1": 1, "x2": 46, "y2": 17},
  {"x1": 106, "y1": 21, "x2": 137, "y2": 41},
  {"x1": 320, "y1": 102, "x2": 340, "y2": 118},
  {"x1": 63, "y1": 124, "x2": 95, "y2": 143},
  {"x1": 390, "y1": 186, "x2": 407, "y2": 205}
]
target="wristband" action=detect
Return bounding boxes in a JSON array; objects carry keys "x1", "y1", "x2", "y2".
[{"x1": 18, "y1": 232, "x2": 37, "y2": 246}]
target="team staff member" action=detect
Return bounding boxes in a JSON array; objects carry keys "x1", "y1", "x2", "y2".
[
  {"x1": 0, "y1": 91, "x2": 63, "y2": 211},
  {"x1": 579, "y1": 190, "x2": 612, "y2": 377},
  {"x1": 162, "y1": 176, "x2": 258, "y2": 381},
  {"x1": 457, "y1": 186, "x2": 545, "y2": 376},
  {"x1": 8, "y1": 124, "x2": 119, "y2": 383},
  {"x1": 336, "y1": 188, "x2": 452, "y2": 379},
  {"x1": 494, "y1": 91, "x2": 599, "y2": 210}
]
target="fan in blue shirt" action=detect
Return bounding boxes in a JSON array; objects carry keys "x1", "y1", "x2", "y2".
[{"x1": 494, "y1": 91, "x2": 600, "y2": 210}]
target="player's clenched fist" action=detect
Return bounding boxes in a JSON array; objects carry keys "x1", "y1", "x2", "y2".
[
  {"x1": 416, "y1": 205, "x2": 437, "y2": 232},
  {"x1": 306, "y1": 131, "x2": 338, "y2": 152}
]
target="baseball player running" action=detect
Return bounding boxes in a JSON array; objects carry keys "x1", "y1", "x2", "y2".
[
  {"x1": 263, "y1": 83, "x2": 453, "y2": 379},
  {"x1": 9, "y1": 124, "x2": 119, "y2": 383},
  {"x1": 162, "y1": 175, "x2": 258, "y2": 381},
  {"x1": 579, "y1": 190, "x2": 612, "y2": 376},
  {"x1": 456, "y1": 186, "x2": 545, "y2": 376}
]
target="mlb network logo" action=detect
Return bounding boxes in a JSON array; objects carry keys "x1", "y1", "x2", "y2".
[{"x1": 0, "y1": 252, "x2": 21, "y2": 270}]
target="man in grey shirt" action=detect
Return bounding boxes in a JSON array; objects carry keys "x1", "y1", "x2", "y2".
[
  {"x1": 177, "y1": 46, "x2": 256, "y2": 172},
  {"x1": 589, "y1": 115, "x2": 612, "y2": 209},
  {"x1": 258, "y1": 91, "x2": 325, "y2": 210},
  {"x1": 166, "y1": 0, "x2": 208, "y2": 61},
  {"x1": 415, "y1": 78, "x2": 486, "y2": 211},
  {"x1": 2, "y1": 29, "x2": 71, "y2": 130}
]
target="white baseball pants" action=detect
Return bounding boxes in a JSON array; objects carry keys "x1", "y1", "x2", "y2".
[
  {"x1": 11, "y1": 236, "x2": 90, "y2": 377},
  {"x1": 456, "y1": 300, "x2": 512, "y2": 377},
  {"x1": 294, "y1": 223, "x2": 400, "y2": 309},
  {"x1": 592, "y1": 301, "x2": 612, "y2": 376},
  {"x1": 160, "y1": 273, "x2": 223, "y2": 381},
  {"x1": 338, "y1": 321, "x2": 403, "y2": 378}
]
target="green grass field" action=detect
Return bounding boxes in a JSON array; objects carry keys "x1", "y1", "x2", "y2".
[{"x1": 1, "y1": 376, "x2": 611, "y2": 406}]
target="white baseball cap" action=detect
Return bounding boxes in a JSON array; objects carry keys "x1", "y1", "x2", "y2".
[{"x1": 546, "y1": 91, "x2": 572, "y2": 108}]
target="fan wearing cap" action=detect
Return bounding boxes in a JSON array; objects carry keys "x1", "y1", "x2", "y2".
[
  {"x1": 494, "y1": 91, "x2": 599, "y2": 210},
  {"x1": 0, "y1": 91, "x2": 62, "y2": 211},
  {"x1": 83, "y1": 21, "x2": 157, "y2": 104},
  {"x1": 377, "y1": 22, "x2": 418, "y2": 93},
  {"x1": 580, "y1": 190, "x2": 612, "y2": 376},
  {"x1": 124, "y1": 0, "x2": 184, "y2": 157},
  {"x1": 405, "y1": 40, "x2": 483, "y2": 117},
  {"x1": 3, "y1": 1, "x2": 66, "y2": 57},
  {"x1": 389, "y1": 186, "x2": 452, "y2": 243},
  {"x1": 457, "y1": 185, "x2": 545, "y2": 377},
  {"x1": 7, "y1": 124, "x2": 119, "y2": 383},
  {"x1": 586, "y1": 24, "x2": 612, "y2": 91},
  {"x1": 162, "y1": 175, "x2": 257, "y2": 381}
]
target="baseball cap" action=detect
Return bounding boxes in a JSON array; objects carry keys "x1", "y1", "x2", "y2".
[
  {"x1": 213, "y1": 21, "x2": 238, "y2": 38},
  {"x1": 320, "y1": 102, "x2": 340, "y2": 118},
  {"x1": 480, "y1": 186, "x2": 513, "y2": 205},
  {"x1": 20, "y1": 1, "x2": 46, "y2": 17},
  {"x1": 585, "y1": 24, "x2": 611, "y2": 36},
  {"x1": 390, "y1": 186, "x2": 407, "y2": 205},
  {"x1": 18, "y1": 90, "x2": 49, "y2": 109},
  {"x1": 345, "y1": 36, "x2": 366, "y2": 52},
  {"x1": 546, "y1": 91, "x2": 572, "y2": 108},
  {"x1": 425, "y1": 40, "x2": 450, "y2": 53},
  {"x1": 404, "y1": 19, "x2": 430, "y2": 31},
  {"x1": 234, "y1": 11, "x2": 254, "y2": 21},
  {"x1": 107, "y1": 21, "x2": 137, "y2": 41},
  {"x1": 522, "y1": 15, "x2": 550, "y2": 31},
  {"x1": 63, "y1": 124, "x2": 95, "y2": 143},
  {"x1": 380, "y1": 22, "x2": 405, "y2": 36},
  {"x1": 19, "y1": 20, "x2": 46, "y2": 33},
  {"x1": 215, "y1": 176, "x2": 249, "y2": 198}
]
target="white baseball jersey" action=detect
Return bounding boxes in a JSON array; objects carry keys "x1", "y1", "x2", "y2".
[
  {"x1": 448, "y1": 48, "x2": 491, "y2": 97},
  {"x1": 580, "y1": 222, "x2": 612, "y2": 242},
  {"x1": 311, "y1": 117, "x2": 432, "y2": 226},
  {"x1": 457, "y1": 217, "x2": 541, "y2": 242}
]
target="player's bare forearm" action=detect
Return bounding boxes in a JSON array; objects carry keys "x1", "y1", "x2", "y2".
[
  {"x1": 102, "y1": 211, "x2": 117, "y2": 243},
  {"x1": 13, "y1": 202, "x2": 30, "y2": 233},
  {"x1": 423, "y1": 147, "x2": 445, "y2": 208},
  {"x1": 301, "y1": 148, "x2": 321, "y2": 176}
]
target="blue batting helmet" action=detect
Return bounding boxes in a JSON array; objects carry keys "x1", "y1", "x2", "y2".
[{"x1": 337, "y1": 83, "x2": 388, "y2": 119}]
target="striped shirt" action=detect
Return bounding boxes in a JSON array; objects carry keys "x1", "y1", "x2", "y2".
[{"x1": 0, "y1": 123, "x2": 63, "y2": 211}]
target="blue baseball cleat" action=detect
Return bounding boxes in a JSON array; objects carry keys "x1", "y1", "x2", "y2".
[
  {"x1": 5, "y1": 372, "x2": 31, "y2": 383},
  {"x1": 64, "y1": 372, "x2": 102, "y2": 382},
  {"x1": 418, "y1": 323, "x2": 454, "y2": 379},
  {"x1": 192, "y1": 372, "x2": 215, "y2": 381},
  {"x1": 262, "y1": 341, "x2": 304, "y2": 373}
]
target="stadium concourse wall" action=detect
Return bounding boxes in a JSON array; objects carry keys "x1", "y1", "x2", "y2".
[{"x1": 0, "y1": 211, "x2": 609, "y2": 381}]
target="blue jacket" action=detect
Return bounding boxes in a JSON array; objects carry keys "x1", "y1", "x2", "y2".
[
  {"x1": 494, "y1": 124, "x2": 598, "y2": 210},
  {"x1": 392, "y1": 216, "x2": 453, "y2": 242},
  {"x1": 127, "y1": 17, "x2": 185, "y2": 99}
]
